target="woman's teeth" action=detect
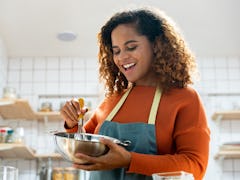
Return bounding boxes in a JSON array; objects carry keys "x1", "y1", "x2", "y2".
[{"x1": 123, "y1": 63, "x2": 135, "y2": 70}]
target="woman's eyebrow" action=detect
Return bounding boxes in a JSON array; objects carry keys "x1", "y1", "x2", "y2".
[{"x1": 112, "y1": 40, "x2": 138, "y2": 49}]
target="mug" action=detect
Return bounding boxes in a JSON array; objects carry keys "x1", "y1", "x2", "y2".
[
  {"x1": 152, "y1": 171, "x2": 194, "y2": 180},
  {"x1": 0, "y1": 166, "x2": 18, "y2": 180}
]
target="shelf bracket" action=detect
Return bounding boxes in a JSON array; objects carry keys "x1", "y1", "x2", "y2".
[
  {"x1": 43, "y1": 115, "x2": 48, "y2": 125},
  {"x1": 215, "y1": 114, "x2": 223, "y2": 125}
]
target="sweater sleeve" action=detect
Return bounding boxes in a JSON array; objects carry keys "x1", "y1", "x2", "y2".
[{"x1": 127, "y1": 89, "x2": 210, "y2": 180}]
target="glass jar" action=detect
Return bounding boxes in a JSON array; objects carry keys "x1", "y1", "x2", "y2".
[
  {"x1": 14, "y1": 127, "x2": 25, "y2": 143},
  {"x1": 5, "y1": 129, "x2": 14, "y2": 143},
  {"x1": 40, "y1": 102, "x2": 52, "y2": 112},
  {"x1": 64, "y1": 167, "x2": 78, "y2": 180},
  {"x1": 3, "y1": 87, "x2": 17, "y2": 99},
  {"x1": 52, "y1": 167, "x2": 64, "y2": 180},
  {"x1": 0, "y1": 129, "x2": 7, "y2": 143}
]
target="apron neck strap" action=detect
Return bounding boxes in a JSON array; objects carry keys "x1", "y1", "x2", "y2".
[
  {"x1": 106, "y1": 87, "x2": 132, "y2": 121},
  {"x1": 148, "y1": 86, "x2": 161, "y2": 124},
  {"x1": 106, "y1": 86, "x2": 162, "y2": 124}
]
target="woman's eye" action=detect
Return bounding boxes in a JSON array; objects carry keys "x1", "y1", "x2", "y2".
[{"x1": 127, "y1": 46, "x2": 137, "y2": 51}]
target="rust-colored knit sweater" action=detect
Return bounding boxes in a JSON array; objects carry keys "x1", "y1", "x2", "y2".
[{"x1": 66, "y1": 86, "x2": 210, "y2": 180}]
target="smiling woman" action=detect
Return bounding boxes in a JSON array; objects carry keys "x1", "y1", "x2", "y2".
[{"x1": 61, "y1": 6, "x2": 210, "y2": 180}]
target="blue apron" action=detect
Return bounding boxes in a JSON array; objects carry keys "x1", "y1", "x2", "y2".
[{"x1": 89, "y1": 86, "x2": 162, "y2": 180}]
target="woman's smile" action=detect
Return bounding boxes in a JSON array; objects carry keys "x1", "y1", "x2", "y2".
[{"x1": 122, "y1": 62, "x2": 136, "y2": 70}]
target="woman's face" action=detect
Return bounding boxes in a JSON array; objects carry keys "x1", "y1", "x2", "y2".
[{"x1": 111, "y1": 24, "x2": 157, "y2": 86}]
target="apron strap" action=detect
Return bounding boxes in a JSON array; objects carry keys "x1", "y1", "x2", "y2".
[
  {"x1": 148, "y1": 86, "x2": 161, "y2": 124},
  {"x1": 106, "y1": 87, "x2": 132, "y2": 121},
  {"x1": 106, "y1": 86, "x2": 162, "y2": 124}
]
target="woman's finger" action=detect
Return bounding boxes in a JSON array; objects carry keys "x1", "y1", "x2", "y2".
[
  {"x1": 71, "y1": 99, "x2": 81, "y2": 114},
  {"x1": 73, "y1": 153, "x2": 100, "y2": 170},
  {"x1": 100, "y1": 138, "x2": 118, "y2": 150},
  {"x1": 65, "y1": 100, "x2": 79, "y2": 120}
]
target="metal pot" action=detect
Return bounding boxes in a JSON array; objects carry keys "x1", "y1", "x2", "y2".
[{"x1": 53, "y1": 132, "x2": 131, "y2": 164}]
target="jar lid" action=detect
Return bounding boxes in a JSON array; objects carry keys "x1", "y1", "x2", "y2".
[
  {"x1": 0, "y1": 129, "x2": 6, "y2": 133},
  {"x1": 7, "y1": 129, "x2": 14, "y2": 134}
]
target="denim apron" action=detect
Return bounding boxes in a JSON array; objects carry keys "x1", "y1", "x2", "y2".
[{"x1": 89, "y1": 86, "x2": 162, "y2": 180}]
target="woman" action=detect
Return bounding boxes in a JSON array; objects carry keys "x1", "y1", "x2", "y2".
[{"x1": 61, "y1": 7, "x2": 210, "y2": 180}]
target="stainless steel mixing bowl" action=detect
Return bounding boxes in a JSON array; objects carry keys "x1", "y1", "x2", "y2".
[{"x1": 53, "y1": 132, "x2": 130, "y2": 164}]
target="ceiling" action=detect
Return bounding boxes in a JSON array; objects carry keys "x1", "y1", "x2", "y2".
[{"x1": 0, "y1": 0, "x2": 239, "y2": 58}]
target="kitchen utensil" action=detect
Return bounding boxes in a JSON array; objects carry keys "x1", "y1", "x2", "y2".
[
  {"x1": 0, "y1": 166, "x2": 18, "y2": 180},
  {"x1": 152, "y1": 171, "x2": 194, "y2": 180},
  {"x1": 53, "y1": 131, "x2": 131, "y2": 164},
  {"x1": 74, "y1": 98, "x2": 84, "y2": 140}
]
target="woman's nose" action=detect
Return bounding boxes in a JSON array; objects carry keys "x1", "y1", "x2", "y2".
[{"x1": 118, "y1": 50, "x2": 129, "y2": 61}]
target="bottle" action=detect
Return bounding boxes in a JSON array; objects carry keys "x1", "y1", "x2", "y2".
[
  {"x1": 0, "y1": 129, "x2": 6, "y2": 143},
  {"x1": 14, "y1": 127, "x2": 25, "y2": 143},
  {"x1": 45, "y1": 158, "x2": 52, "y2": 180},
  {"x1": 5, "y1": 129, "x2": 14, "y2": 143}
]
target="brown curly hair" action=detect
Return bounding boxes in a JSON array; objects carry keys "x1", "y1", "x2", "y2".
[{"x1": 98, "y1": 7, "x2": 197, "y2": 96}]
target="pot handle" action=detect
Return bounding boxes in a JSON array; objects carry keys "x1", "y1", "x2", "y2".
[{"x1": 115, "y1": 140, "x2": 131, "y2": 147}]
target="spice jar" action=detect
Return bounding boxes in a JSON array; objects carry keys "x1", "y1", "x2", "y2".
[
  {"x1": 5, "y1": 129, "x2": 14, "y2": 143},
  {"x1": 40, "y1": 102, "x2": 52, "y2": 112},
  {"x1": 0, "y1": 129, "x2": 7, "y2": 143},
  {"x1": 52, "y1": 167, "x2": 64, "y2": 180},
  {"x1": 64, "y1": 167, "x2": 78, "y2": 180}
]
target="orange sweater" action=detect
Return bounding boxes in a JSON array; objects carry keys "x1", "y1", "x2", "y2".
[{"x1": 67, "y1": 86, "x2": 210, "y2": 180}]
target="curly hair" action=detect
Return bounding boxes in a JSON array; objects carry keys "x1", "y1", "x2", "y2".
[{"x1": 98, "y1": 7, "x2": 197, "y2": 96}]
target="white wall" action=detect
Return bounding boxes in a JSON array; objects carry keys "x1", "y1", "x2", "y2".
[
  {"x1": 0, "y1": 56, "x2": 101, "y2": 179},
  {"x1": 195, "y1": 57, "x2": 240, "y2": 180},
  {"x1": 1, "y1": 56, "x2": 240, "y2": 180},
  {"x1": 0, "y1": 36, "x2": 7, "y2": 97}
]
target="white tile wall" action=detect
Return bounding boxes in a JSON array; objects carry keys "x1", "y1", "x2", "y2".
[
  {"x1": 196, "y1": 57, "x2": 240, "y2": 180},
  {"x1": 0, "y1": 56, "x2": 240, "y2": 180},
  {"x1": 0, "y1": 56, "x2": 101, "y2": 179},
  {"x1": 0, "y1": 37, "x2": 7, "y2": 97}
]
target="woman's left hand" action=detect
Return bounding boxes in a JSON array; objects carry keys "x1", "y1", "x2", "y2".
[{"x1": 73, "y1": 138, "x2": 131, "y2": 171}]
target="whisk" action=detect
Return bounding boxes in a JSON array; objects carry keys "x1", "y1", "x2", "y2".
[{"x1": 74, "y1": 98, "x2": 85, "y2": 140}]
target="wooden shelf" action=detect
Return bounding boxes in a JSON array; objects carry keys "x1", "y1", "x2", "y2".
[
  {"x1": 0, "y1": 98, "x2": 62, "y2": 120},
  {"x1": 35, "y1": 153, "x2": 62, "y2": 160},
  {"x1": 212, "y1": 110, "x2": 240, "y2": 121},
  {"x1": 35, "y1": 111, "x2": 61, "y2": 121},
  {"x1": 0, "y1": 143, "x2": 36, "y2": 159},
  {"x1": 0, "y1": 99, "x2": 36, "y2": 120},
  {"x1": 0, "y1": 143, "x2": 63, "y2": 160},
  {"x1": 215, "y1": 150, "x2": 240, "y2": 159}
]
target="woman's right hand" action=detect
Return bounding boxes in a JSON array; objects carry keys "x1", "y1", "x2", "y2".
[{"x1": 60, "y1": 98, "x2": 87, "y2": 129}]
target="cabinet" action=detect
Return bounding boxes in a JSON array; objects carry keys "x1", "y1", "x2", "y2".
[{"x1": 212, "y1": 110, "x2": 240, "y2": 159}]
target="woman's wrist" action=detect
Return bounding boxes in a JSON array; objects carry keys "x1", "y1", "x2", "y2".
[{"x1": 64, "y1": 121, "x2": 77, "y2": 129}]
